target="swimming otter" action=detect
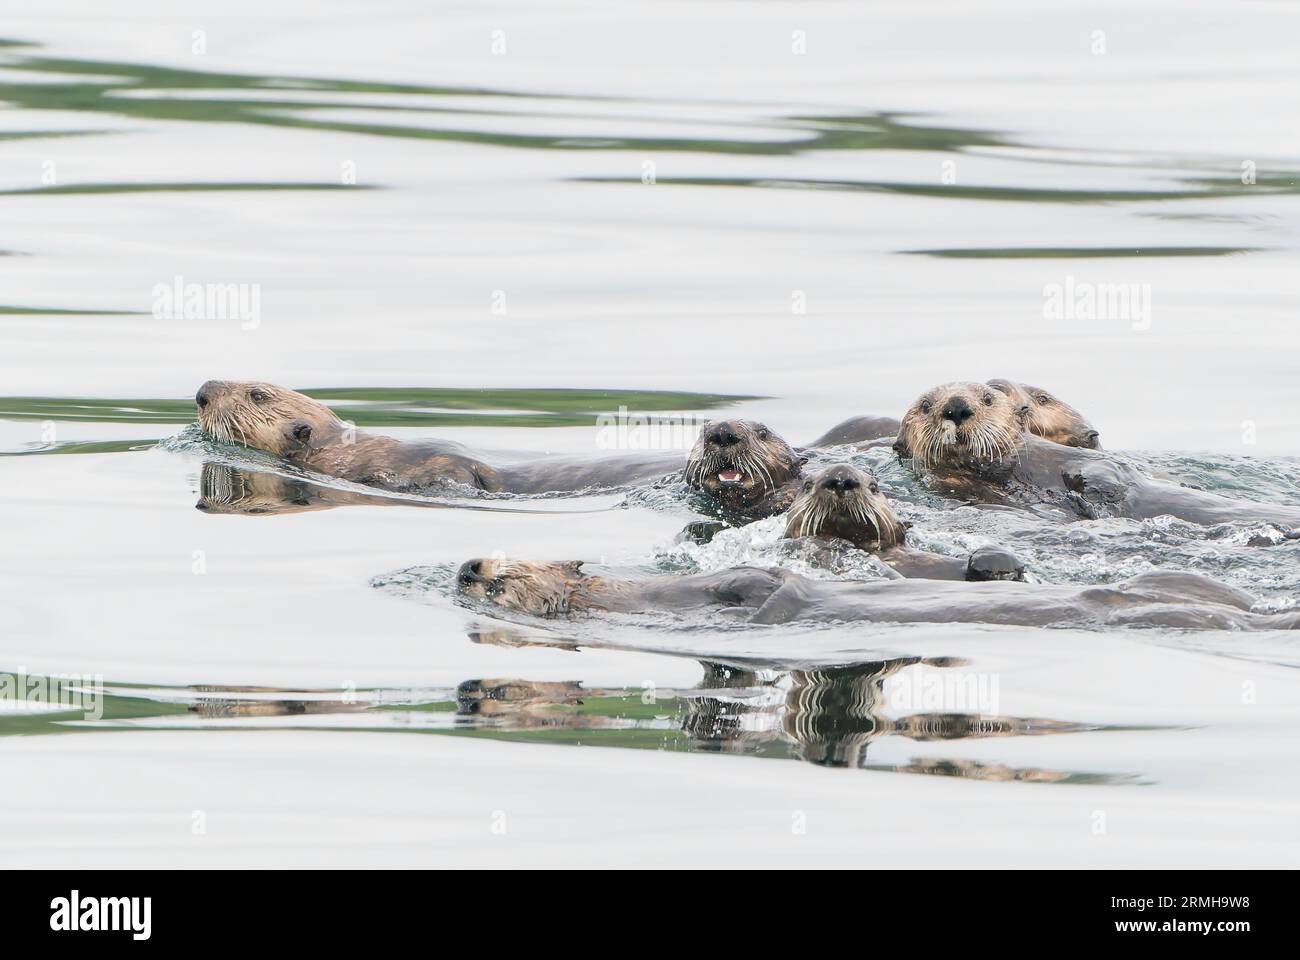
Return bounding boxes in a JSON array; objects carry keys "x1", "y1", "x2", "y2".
[
  {"x1": 986, "y1": 379, "x2": 1100, "y2": 449},
  {"x1": 195, "y1": 380, "x2": 682, "y2": 495},
  {"x1": 894, "y1": 381, "x2": 1300, "y2": 529},
  {"x1": 809, "y1": 380, "x2": 1099, "y2": 450},
  {"x1": 783, "y1": 464, "x2": 1025, "y2": 581},
  {"x1": 455, "y1": 557, "x2": 1300, "y2": 630},
  {"x1": 684, "y1": 418, "x2": 806, "y2": 522}
]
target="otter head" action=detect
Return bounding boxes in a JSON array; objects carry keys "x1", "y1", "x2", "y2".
[
  {"x1": 894, "y1": 382, "x2": 1027, "y2": 470},
  {"x1": 987, "y1": 379, "x2": 1100, "y2": 449},
  {"x1": 783, "y1": 464, "x2": 906, "y2": 550},
  {"x1": 195, "y1": 380, "x2": 343, "y2": 459},
  {"x1": 685, "y1": 419, "x2": 805, "y2": 508},
  {"x1": 456, "y1": 557, "x2": 586, "y2": 618}
]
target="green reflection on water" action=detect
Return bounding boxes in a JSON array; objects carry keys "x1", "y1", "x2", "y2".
[
  {"x1": 905, "y1": 246, "x2": 1259, "y2": 259},
  {"x1": 575, "y1": 175, "x2": 1298, "y2": 204},
  {"x1": 0, "y1": 182, "x2": 371, "y2": 196},
  {"x1": 0, "y1": 387, "x2": 756, "y2": 444},
  {"x1": 0, "y1": 305, "x2": 143, "y2": 315},
  {"x1": 0, "y1": 38, "x2": 999, "y2": 156}
]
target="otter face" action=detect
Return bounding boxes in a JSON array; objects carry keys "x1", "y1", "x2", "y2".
[
  {"x1": 685, "y1": 419, "x2": 805, "y2": 506},
  {"x1": 456, "y1": 558, "x2": 584, "y2": 617},
  {"x1": 895, "y1": 382, "x2": 1026, "y2": 469},
  {"x1": 988, "y1": 379, "x2": 1100, "y2": 449},
  {"x1": 195, "y1": 380, "x2": 343, "y2": 458},
  {"x1": 783, "y1": 465, "x2": 906, "y2": 550}
]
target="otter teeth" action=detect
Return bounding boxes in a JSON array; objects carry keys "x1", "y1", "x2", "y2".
[{"x1": 718, "y1": 470, "x2": 743, "y2": 484}]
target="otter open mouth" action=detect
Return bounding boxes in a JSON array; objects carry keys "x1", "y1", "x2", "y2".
[{"x1": 717, "y1": 469, "x2": 744, "y2": 485}]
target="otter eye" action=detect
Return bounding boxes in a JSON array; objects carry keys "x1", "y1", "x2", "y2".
[
  {"x1": 1037, "y1": 395, "x2": 1051, "y2": 404},
  {"x1": 920, "y1": 400, "x2": 932, "y2": 414},
  {"x1": 250, "y1": 389, "x2": 270, "y2": 404},
  {"x1": 982, "y1": 393, "x2": 994, "y2": 405},
  {"x1": 870, "y1": 482, "x2": 879, "y2": 493},
  {"x1": 803, "y1": 480, "x2": 814, "y2": 492},
  {"x1": 757, "y1": 429, "x2": 769, "y2": 440}
]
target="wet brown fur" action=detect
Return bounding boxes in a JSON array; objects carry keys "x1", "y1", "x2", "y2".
[
  {"x1": 782, "y1": 465, "x2": 906, "y2": 551},
  {"x1": 987, "y1": 379, "x2": 1100, "y2": 449},
  {"x1": 684, "y1": 418, "x2": 806, "y2": 521},
  {"x1": 195, "y1": 380, "x2": 683, "y2": 495}
]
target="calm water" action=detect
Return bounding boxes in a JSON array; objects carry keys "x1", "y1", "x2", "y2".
[{"x1": 3, "y1": 0, "x2": 1300, "y2": 867}]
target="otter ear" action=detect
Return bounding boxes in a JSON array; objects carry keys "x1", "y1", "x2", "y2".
[
  {"x1": 1014, "y1": 404, "x2": 1031, "y2": 425},
  {"x1": 560, "y1": 560, "x2": 585, "y2": 575},
  {"x1": 797, "y1": 455, "x2": 809, "y2": 468},
  {"x1": 291, "y1": 422, "x2": 312, "y2": 442}
]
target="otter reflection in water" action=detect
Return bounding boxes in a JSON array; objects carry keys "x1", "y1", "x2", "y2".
[
  {"x1": 195, "y1": 462, "x2": 435, "y2": 515},
  {"x1": 183, "y1": 658, "x2": 1127, "y2": 784},
  {"x1": 455, "y1": 555, "x2": 1300, "y2": 630},
  {"x1": 895, "y1": 381, "x2": 1300, "y2": 530}
]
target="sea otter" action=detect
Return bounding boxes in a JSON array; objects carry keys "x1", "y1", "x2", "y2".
[
  {"x1": 683, "y1": 418, "x2": 806, "y2": 523},
  {"x1": 783, "y1": 464, "x2": 1025, "y2": 581},
  {"x1": 894, "y1": 381, "x2": 1300, "y2": 529},
  {"x1": 986, "y1": 379, "x2": 1100, "y2": 449},
  {"x1": 195, "y1": 380, "x2": 683, "y2": 495},
  {"x1": 809, "y1": 380, "x2": 1099, "y2": 450},
  {"x1": 454, "y1": 557, "x2": 1300, "y2": 630}
]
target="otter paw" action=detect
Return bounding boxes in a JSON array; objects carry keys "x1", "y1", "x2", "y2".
[
  {"x1": 966, "y1": 546, "x2": 1026, "y2": 582},
  {"x1": 680, "y1": 520, "x2": 728, "y2": 545}
]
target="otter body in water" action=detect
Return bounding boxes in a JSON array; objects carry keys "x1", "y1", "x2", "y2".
[
  {"x1": 455, "y1": 557, "x2": 1299, "y2": 630},
  {"x1": 810, "y1": 380, "x2": 1099, "y2": 450},
  {"x1": 807, "y1": 415, "x2": 902, "y2": 448},
  {"x1": 783, "y1": 464, "x2": 1025, "y2": 581},
  {"x1": 195, "y1": 380, "x2": 683, "y2": 495},
  {"x1": 894, "y1": 381, "x2": 1300, "y2": 529}
]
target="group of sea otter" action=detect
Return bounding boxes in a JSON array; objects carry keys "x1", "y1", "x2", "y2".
[{"x1": 193, "y1": 379, "x2": 1300, "y2": 632}]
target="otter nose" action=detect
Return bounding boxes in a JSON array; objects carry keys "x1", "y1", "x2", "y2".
[
  {"x1": 942, "y1": 398, "x2": 973, "y2": 425},
  {"x1": 457, "y1": 560, "x2": 486, "y2": 588},
  {"x1": 707, "y1": 423, "x2": 740, "y2": 446},
  {"x1": 819, "y1": 471, "x2": 862, "y2": 494},
  {"x1": 195, "y1": 383, "x2": 213, "y2": 409}
]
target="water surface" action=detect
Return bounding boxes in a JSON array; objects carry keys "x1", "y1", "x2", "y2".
[{"x1": 2, "y1": 0, "x2": 1299, "y2": 867}]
